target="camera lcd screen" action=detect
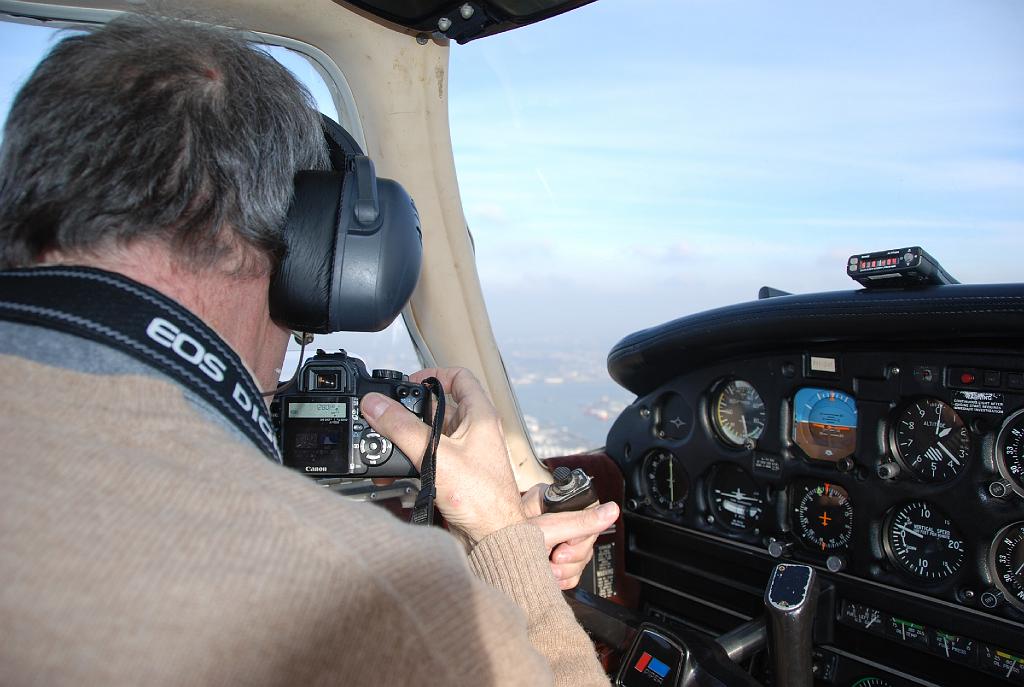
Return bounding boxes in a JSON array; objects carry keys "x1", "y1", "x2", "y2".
[
  {"x1": 282, "y1": 397, "x2": 353, "y2": 476},
  {"x1": 287, "y1": 402, "x2": 347, "y2": 419}
]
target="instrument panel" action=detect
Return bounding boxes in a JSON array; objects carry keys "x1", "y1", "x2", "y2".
[{"x1": 607, "y1": 349, "x2": 1024, "y2": 684}]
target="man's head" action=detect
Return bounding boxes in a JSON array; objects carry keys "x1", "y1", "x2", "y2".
[{"x1": 0, "y1": 14, "x2": 328, "y2": 275}]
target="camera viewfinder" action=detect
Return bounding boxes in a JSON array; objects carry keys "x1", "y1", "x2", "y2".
[{"x1": 312, "y1": 371, "x2": 339, "y2": 390}]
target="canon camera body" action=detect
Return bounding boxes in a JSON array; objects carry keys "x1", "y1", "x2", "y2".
[{"x1": 272, "y1": 350, "x2": 424, "y2": 478}]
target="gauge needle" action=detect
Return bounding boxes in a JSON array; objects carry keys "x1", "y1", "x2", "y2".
[
  {"x1": 936, "y1": 442, "x2": 961, "y2": 466},
  {"x1": 741, "y1": 414, "x2": 748, "y2": 437},
  {"x1": 896, "y1": 524, "x2": 924, "y2": 539},
  {"x1": 669, "y1": 458, "x2": 675, "y2": 502},
  {"x1": 1015, "y1": 561, "x2": 1024, "y2": 576}
]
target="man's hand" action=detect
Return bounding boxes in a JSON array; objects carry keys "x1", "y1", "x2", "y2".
[
  {"x1": 360, "y1": 367, "x2": 526, "y2": 545},
  {"x1": 521, "y1": 484, "x2": 620, "y2": 590}
]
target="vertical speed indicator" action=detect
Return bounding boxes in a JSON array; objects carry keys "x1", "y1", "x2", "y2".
[{"x1": 883, "y1": 501, "x2": 965, "y2": 580}]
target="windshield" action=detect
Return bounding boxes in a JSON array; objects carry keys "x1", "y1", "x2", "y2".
[{"x1": 449, "y1": 0, "x2": 1024, "y2": 457}]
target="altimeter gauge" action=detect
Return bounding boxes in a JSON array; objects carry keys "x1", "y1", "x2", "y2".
[
  {"x1": 989, "y1": 521, "x2": 1024, "y2": 612},
  {"x1": 890, "y1": 398, "x2": 970, "y2": 482},
  {"x1": 883, "y1": 501, "x2": 965, "y2": 581},
  {"x1": 710, "y1": 379, "x2": 767, "y2": 448}
]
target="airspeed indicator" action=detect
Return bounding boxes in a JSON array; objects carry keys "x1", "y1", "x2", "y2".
[{"x1": 711, "y1": 379, "x2": 766, "y2": 448}]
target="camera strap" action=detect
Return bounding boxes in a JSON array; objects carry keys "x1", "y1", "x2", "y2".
[
  {"x1": 410, "y1": 376, "x2": 444, "y2": 526},
  {"x1": 0, "y1": 267, "x2": 282, "y2": 462}
]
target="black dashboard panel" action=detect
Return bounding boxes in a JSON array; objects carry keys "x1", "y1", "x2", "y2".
[{"x1": 605, "y1": 284, "x2": 1024, "y2": 686}]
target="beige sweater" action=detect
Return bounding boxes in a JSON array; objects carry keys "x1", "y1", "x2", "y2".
[{"x1": 0, "y1": 355, "x2": 609, "y2": 686}]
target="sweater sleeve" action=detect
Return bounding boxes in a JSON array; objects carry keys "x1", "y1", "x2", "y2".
[{"x1": 468, "y1": 522, "x2": 610, "y2": 687}]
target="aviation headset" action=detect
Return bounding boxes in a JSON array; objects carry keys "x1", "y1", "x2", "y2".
[{"x1": 269, "y1": 115, "x2": 423, "y2": 334}]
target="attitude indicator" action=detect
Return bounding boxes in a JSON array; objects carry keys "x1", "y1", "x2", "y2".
[{"x1": 792, "y1": 388, "x2": 857, "y2": 462}]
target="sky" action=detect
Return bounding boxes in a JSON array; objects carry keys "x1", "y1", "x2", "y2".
[
  {"x1": 447, "y1": 0, "x2": 1024, "y2": 355},
  {"x1": 1, "y1": 4, "x2": 1022, "y2": 449}
]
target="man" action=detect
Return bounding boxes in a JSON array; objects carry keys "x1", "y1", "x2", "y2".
[{"x1": 0, "y1": 15, "x2": 617, "y2": 686}]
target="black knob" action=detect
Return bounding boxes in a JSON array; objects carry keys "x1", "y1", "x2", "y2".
[
  {"x1": 372, "y1": 369, "x2": 404, "y2": 381},
  {"x1": 553, "y1": 466, "x2": 573, "y2": 486}
]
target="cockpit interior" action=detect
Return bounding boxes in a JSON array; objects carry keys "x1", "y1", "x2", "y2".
[{"x1": 1, "y1": 1, "x2": 1021, "y2": 686}]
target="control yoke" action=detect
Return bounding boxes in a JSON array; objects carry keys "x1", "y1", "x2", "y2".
[
  {"x1": 764, "y1": 563, "x2": 820, "y2": 687},
  {"x1": 611, "y1": 563, "x2": 819, "y2": 687}
]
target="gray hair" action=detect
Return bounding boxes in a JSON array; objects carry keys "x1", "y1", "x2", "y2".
[{"x1": 0, "y1": 14, "x2": 328, "y2": 273}]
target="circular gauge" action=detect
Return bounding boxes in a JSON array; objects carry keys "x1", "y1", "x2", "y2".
[
  {"x1": 793, "y1": 482, "x2": 854, "y2": 552},
  {"x1": 851, "y1": 679, "x2": 893, "y2": 687},
  {"x1": 711, "y1": 379, "x2": 767, "y2": 448},
  {"x1": 883, "y1": 501, "x2": 965, "y2": 581},
  {"x1": 996, "y1": 408, "x2": 1024, "y2": 497},
  {"x1": 989, "y1": 521, "x2": 1024, "y2": 612},
  {"x1": 706, "y1": 463, "x2": 764, "y2": 531},
  {"x1": 792, "y1": 388, "x2": 858, "y2": 462},
  {"x1": 642, "y1": 450, "x2": 689, "y2": 513},
  {"x1": 890, "y1": 398, "x2": 969, "y2": 482}
]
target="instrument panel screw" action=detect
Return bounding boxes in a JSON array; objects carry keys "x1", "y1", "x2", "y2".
[
  {"x1": 980, "y1": 590, "x2": 1002, "y2": 608},
  {"x1": 437, "y1": 16, "x2": 453, "y2": 32},
  {"x1": 639, "y1": 407, "x2": 651, "y2": 418},
  {"x1": 888, "y1": 365, "x2": 901, "y2": 377},
  {"x1": 416, "y1": 33, "x2": 430, "y2": 45},
  {"x1": 989, "y1": 481, "x2": 1010, "y2": 498},
  {"x1": 460, "y1": 3, "x2": 475, "y2": 19}
]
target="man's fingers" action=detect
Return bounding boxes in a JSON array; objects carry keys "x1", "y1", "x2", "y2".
[
  {"x1": 520, "y1": 483, "x2": 547, "y2": 519},
  {"x1": 360, "y1": 392, "x2": 432, "y2": 471},
  {"x1": 409, "y1": 367, "x2": 494, "y2": 425},
  {"x1": 551, "y1": 538, "x2": 597, "y2": 566},
  {"x1": 559, "y1": 576, "x2": 582, "y2": 591},
  {"x1": 535, "y1": 501, "x2": 619, "y2": 551}
]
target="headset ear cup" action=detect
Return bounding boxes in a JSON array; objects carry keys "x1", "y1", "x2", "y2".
[
  {"x1": 269, "y1": 171, "x2": 345, "y2": 334},
  {"x1": 270, "y1": 115, "x2": 423, "y2": 335},
  {"x1": 327, "y1": 176, "x2": 422, "y2": 332}
]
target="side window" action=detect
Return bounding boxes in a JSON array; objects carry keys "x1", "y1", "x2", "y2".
[
  {"x1": 0, "y1": 20, "x2": 423, "y2": 378},
  {"x1": 0, "y1": 22, "x2": 67, "y2": 134}
]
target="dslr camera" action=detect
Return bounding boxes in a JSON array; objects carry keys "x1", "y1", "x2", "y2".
[{"x1": 271, "y1": 349, "x2": 425, "y2": 478}]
